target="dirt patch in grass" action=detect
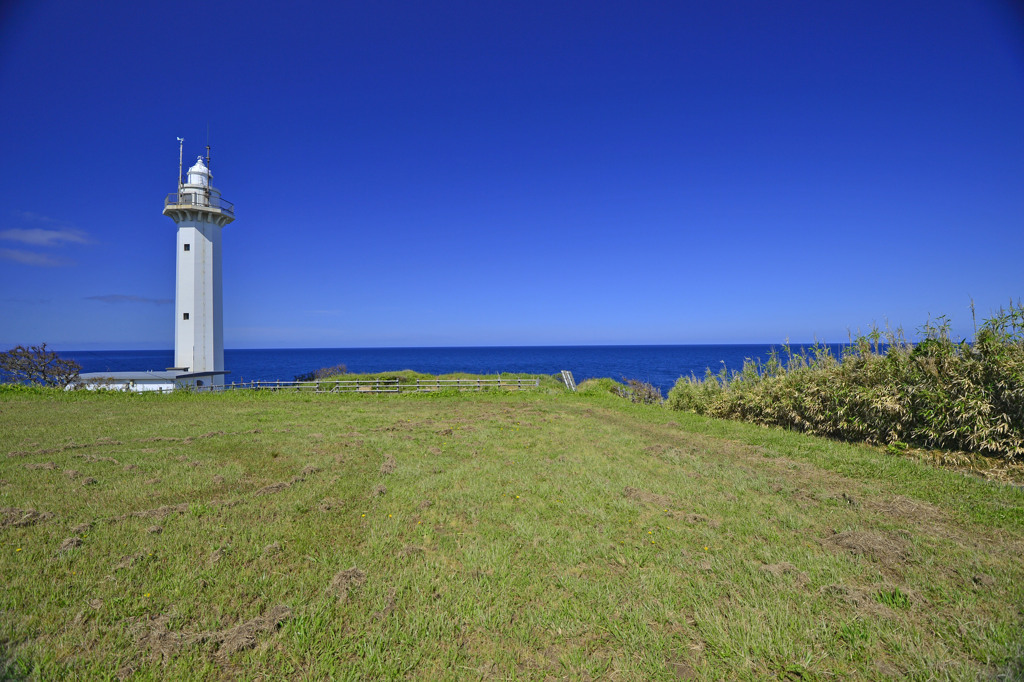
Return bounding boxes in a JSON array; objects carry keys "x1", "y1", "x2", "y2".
[
  {"x1": 134, "y1": 429, "x2": 258, "y2": 447},
  {"x1": 57, "y1": 537, "x2": 83, "y2": 553},
  {"x1": 7, "y1": 437, "x2": 123, "y2": 458},
  {"x1": 24, "y1": 461, "x2": 56, "y2": 470},
  {"x1": 624, "y1": 486, "x2": 674, "y2": 508},
  {"x1": 820, "y1": 584, "x2": 903, "y2": 617},
  {"x1": 668, "y1": 659, "x2": 697, "y2": 680},
  {"x1": 869, "y1": 495, "x2": 945, "y2": 523},
  {"x1": 973, "y1": 573, "x2": 996, "y2": 588},
  {"x1": 679, "y1": 513, "x2": 721, "y2": 528},
  {"x1": 131, "y1": 614, "x2": 200, "y2": 661},
  {"x1": 115, "y1": 554, "x2": 143, "y2": 570},
  {"x1": 215, "y1": 605, "x2": 292, "y2": 661},
  {"x1": 255, "y1": 465, "x2": 322, "y2": 493},
  {"x1": 329, "y1": 567, "x2": 366, "y2": 603},
  {"x1": 1, "y1": 507, "x2": 55, "y2": 528},
  {"x1": 318, "y1": 497, "x2": 344, "y2": 511},
  {"x1": 212, "y1": 475, "x2": 225, "y2": 484},
  {"x1": 109, "y1": 503, "x2": 190, "y2": 523},
  {"x1": 821, "y1": 530, "x2": 909, "y2": 571},
  {"x1": 71, "y1": 522, "x2": 92, "y2": 534},
  {"x1": 759, "y1": 562, "x2": 798, "y2": 577},
  {"x1": 255, "y1": 482, "x2": 291, "y2": 496},
  {"x1": 380, "y1": 454, "x2": 397, "y2": 474},
  {"x1": 759, "y1": 562, "x2": 810, "y2": 585},
  {"x1": 79, "y1": 454, "x2": 119, "y2": 464},
  {"x1": 64, "y1": 469, "x2": 80, "y2": 479},
  {"x1": 832, "y1": 492, "x2": 860, "y2": 507},
  {"x1": 183, "y1": 431, "x2": 226, "y2": 444},
  {"x1": 132, "y1": 503, "x2": 189, "y2": 519},
  {"x1": 419, "y1": 499, "x2": 433, "y2": 509},
  {"x1": 131, "y1": 604, "x2": 292, "y2": 665}
]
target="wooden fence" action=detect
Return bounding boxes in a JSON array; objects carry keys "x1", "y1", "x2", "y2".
[{"x1": 203, "y1": 377, "x2": 540, "y2": 394}]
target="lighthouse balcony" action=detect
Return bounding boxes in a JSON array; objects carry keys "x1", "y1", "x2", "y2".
[{"x1": 164, "y1": 193, "x2": 235, "y2": 218}]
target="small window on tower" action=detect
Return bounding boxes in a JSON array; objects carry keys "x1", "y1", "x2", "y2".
[
  {"x1": 183, "y1": 243, "x2": 190, "y2": 251},
  {"x1": 183, "y1": 313, "x2": 190, "y2": 320}
]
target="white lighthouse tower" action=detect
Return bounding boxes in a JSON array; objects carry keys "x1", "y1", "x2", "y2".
[{"x1": 163, "y1": 143, "x2": 234, "y2": 388}]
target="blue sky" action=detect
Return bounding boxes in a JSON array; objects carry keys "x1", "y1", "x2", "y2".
[{"x1": 1, "y1": 0, "x2": 1021, "y2": 349}]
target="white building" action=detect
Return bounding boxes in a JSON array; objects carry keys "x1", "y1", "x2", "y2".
[
  {"x1": 162, "y1": 152, "x2": 235, "y2": 388},
  {"x1": 76, "y1": 371, "x2": 191, "y2": 393}
]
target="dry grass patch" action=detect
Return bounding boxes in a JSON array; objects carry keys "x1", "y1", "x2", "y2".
[
  {"x1": 329, "y1": 567, "x2": 366, "y2": 603},
  {"x1": 130, "y1": 604, "x2": 292, "y2": 665},
  {"x1": 1, "y1": 507, "x2": 54, "y2": 528}
]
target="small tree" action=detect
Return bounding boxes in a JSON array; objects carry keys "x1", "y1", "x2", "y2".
[
  {"x1": 0, "y1": 344, "x2": 81, "y2": 387},
  {"x1": 294, "y1": 364, "x2": 347, "y2": 382},
  {"x1": 615, "y1": 377, "x2": 664, "y2": 405}
]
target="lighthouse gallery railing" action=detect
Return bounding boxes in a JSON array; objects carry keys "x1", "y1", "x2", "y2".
[{"x1": 164, "y1": 193, "x2": 235, "y2": 217}]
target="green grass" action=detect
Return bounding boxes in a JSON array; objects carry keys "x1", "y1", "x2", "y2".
[{"x1": 1, "y1": 385, "x2": 1022, "y2": 680}]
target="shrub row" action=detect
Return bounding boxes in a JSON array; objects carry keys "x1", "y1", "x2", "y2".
[{"x1": 667, "y1": 304, "x2": 1024, "y2": 461}]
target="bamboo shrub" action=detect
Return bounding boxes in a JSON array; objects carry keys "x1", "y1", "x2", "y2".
[{"x1": 667, "y1": 303, "x2": 1024, "y2": 460}]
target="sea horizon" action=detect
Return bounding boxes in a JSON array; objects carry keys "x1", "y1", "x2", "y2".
[{"x1": 62, "y1": 343, "x2": 854, "y2": 397}]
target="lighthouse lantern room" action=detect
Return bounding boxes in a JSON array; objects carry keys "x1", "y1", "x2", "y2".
[{"x1": 162, "y1": 140, "x2": 235, "y2": 388}]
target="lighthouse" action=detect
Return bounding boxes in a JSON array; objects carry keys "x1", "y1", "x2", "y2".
[{"x1": 163, "y1": 144, "x2": 235, "y2": 388}]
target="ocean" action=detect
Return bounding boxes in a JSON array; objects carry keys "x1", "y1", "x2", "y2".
[{"x1": 64, "y1": 344, "x2": 848, "y2": 397}]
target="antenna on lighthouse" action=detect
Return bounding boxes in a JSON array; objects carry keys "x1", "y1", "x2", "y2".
[
  {"x1": 176, "y1": 137, "x2": 184, "y2": 194},
  {"x1": 205, "y1": 123, "x2": 212, "y2": 203}
]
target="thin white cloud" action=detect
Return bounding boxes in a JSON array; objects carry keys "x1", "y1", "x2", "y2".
[
  {"x1": 85, "y1": 294, "x2": 173, "y2": 305},
  {"x1": 0, "y1": 248, "x2": 67, "y2": 267},
  {"x1": 0, "y1": 227, "x2": 91, "y2": 247},
  {"x1": 15, "y1": 211, "x2": 64, "y2": 224}
]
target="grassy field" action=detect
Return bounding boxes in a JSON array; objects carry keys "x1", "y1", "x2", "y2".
[{"x1": 1, "y1": 383, "x2": 1022, "y2": 680}]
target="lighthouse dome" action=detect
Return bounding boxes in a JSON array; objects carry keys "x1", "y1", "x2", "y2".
[{"x1": 186, "y1": 156, "x2": 211, "y2": 186}]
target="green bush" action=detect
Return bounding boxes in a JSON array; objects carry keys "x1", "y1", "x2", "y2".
[
  {"x1": 576, "y1": 377, "x2": 625, "y2": 396},
  {"x1": 668, "y1": 303, "x2": 1024, "y2": 461}
]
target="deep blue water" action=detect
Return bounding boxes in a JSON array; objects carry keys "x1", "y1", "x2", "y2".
[{"x1": 65, "y1": 345, "x2": 849, "y2": 396}]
